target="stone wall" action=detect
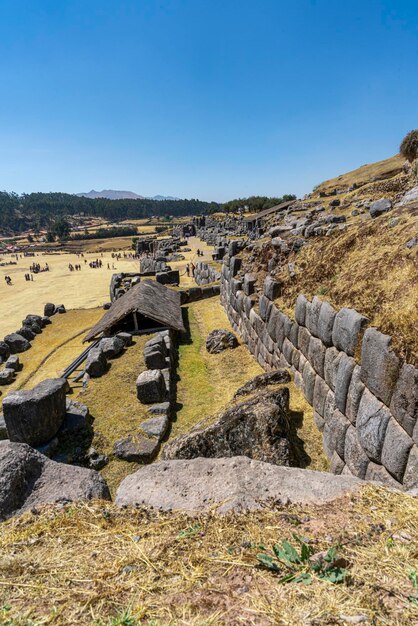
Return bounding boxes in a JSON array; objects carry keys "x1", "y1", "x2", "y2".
[
  {"x1": 193, "y1": 262, "x2": 221, "y2": 286},
  {"x1": 220, "y1": 254, "x2": 417, "y2": 490}
]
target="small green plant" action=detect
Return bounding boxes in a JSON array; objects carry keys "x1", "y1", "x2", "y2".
[
  {"x1": 317, "y1": 286, "x2": 329, "y2": 296},
  {"x1": 108, "y1": 607, "x2": 140, "y2": 626},
  {"x1": 176, "y1": 523, "x2": 201, "y2": 540},
  {"x1": 408, "y1": 570, "x2": 418, "y2": 605},
  {"x1": 256, "y1": 535, "x2": 348, "y2": 585}
]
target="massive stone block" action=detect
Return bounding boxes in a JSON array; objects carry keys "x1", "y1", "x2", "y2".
[
  {"x1": 264, "y1": 276, "x2": 282, "y2": 300},
  {"x1": 4, "y1": 333, "x2": 31, "y2": 354},
  {"x1": 267, "y1": 306, "x2": 280, "y2": 342},
  {"x1": 403, "y1": 445, "x2": 418, "y2": 490},
  {"x1": 323, "y1": 409, "x2": 350, "y2": 459},
  {"x1": 259, "y1": 295, "x2": 272, "y2": 322},
  {"x1": 360, "y1": 328, "x2": 400, "y2": 406},
  {"x1": 317, "y1": 301, "x2": 337, "y2": 347},
  {"x1": 308, "y1": 336, "x2": 326, "y2": 377},
  {"x1": 136, "y1": 370, "x2": 166, "y2": 404},
  {"x1": 345, "y1": 365, "x2": 365, "y2": 424},
  {"x1": 243, "y1": 273, "x2": 257, "y2": 296},
  {"x1": 356, "y1": 388, "x2": 391, "y2": 463},
  {"x1": 2, "y1": 378, "x2": 68, "y2": 446},
  {"x1": 389, "y1": 363, "x2": 418, "y2": 437},
  {"x1": 323, "y1": 389, "x2": 337, "y2": 423},
  {"x1": 302, "y1": 361, "x2": 316, "y2": 404},
  {"x1": 313, "y1": 376, "x2": 329, "y2": 418},
  {"x1": 298, "y1": 326, "x2": 311, "y2": 359},
  {"x1": 365, "y1": 462, "x2": 402, "y2": 489},
  {"x1": 344, "y1": 426, "x2": 369, "y2": 479},
  {"x1": 334, "y1": 354, "x2": 356, "y2": 413},
  {"x1": 295, "y1": 294, "x2": 308, "y2": 326},
  {"x1": 85, "y1": 345, "x2": 107, "y2": 377},
  {"x1": 324, "y1": 347, "x2": 343, "y2": 392},
  {"x1": 305, "y1": 296, "x2": 322, "y2": 338},
  {"x1": 332, "y1": 308, "x2": 368, "y2": 356},
  {"x1": 380, "y1": 417, "x2": 413, "y2": 482}
]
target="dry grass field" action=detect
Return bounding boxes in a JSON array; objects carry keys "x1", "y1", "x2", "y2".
[
  {"x1": 0, "y1": 250, "x2": 138, "y2": 338},
  {"x1": 0, "y1": 485, "x2": 416, "y2": 625}
]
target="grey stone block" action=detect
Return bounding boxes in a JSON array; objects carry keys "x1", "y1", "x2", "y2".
[
  {"x1": 99, "y1": 336, "x2": 125, "y2": 359},
  {"x1": 259, "y1": 295, "x2": 272, "y2": 322},
  {"x1": 282, "y1": 338, "x2": 294, "y2": 366},
  {"x1": 139, "y1": 415, "x2": 169, "y2": 441},
  {"x1": 5, "y1": 356, "x2": 20, "y2": 372},
  {"x1": 230, "y1": 256, "x2": 242, "y2": 276},
  {"x1": 313, "y1": 376, "x2": 329, "y2": 417},
  {"x1": 4, "y1": 333, "x2": 31, "y2": 354},
  {"x1": 264, "y1": 276, "x2": 281, "y2": 300},
  {"x1": 0, "y1": 368, "x2": 14, "y2": 385},
  {"x1": 305, "y1": 296, "x2": 322, "y2": 337},
  {"x1": 287, "y1": 321, "x2": 299, "y2": 346},
  {"x1": 317, "y1": 301, "x2": 337, "y2": 347},
  {"x1": 389, "y1": 363, "x2": 418, "y2": 437},
  {"x1": 357, "y1": 388, "x2": 391, "y2": 463},
  {"x1": 403, "y1": 445, "x2": 418, "y2": 490},
  {"x1": 297, "y1": 326, "x2": 311, "y2": 358},
  {"x1": 380, "y1": 417, "x2": 413, "y2": 482},
  {"x1": 275, "y1": 311, "x2": 288, "y2": 350},
  {"x1": 323, "y1": 409, "x2": 350, "y2": 459},
  {"x1": 295, "y1": 294, "x2": 308, "y2": 326},
  {"x1": 323, "y1": 389, "x2": 337, "y2": 423},
  {"x1": 243, "y1": 273, "x2": 257, "y2": 296},
  {"x1": 335, "y1": 354, "x2": 356, "y2": 413},
  {"x1": 308, "y1": 336, "x2": 326, "y2": 377},
  {"x1": 136, "y1": 370, "x2": 166, "y2": 404},
  {"x1": 330, "y1": 451, "x2": 345, "y2": 474},
  {"x1": 344, "y1": 426, "x2": 369, "y2": 479},
  {"x1": 332, "y1": 308, "x2": 368, "y2": 356},
  {"x1": 360, "y1": 328, "x2": 400, "y2": 406},
  {"x1": 365, "y1": 462, "x2": 402, "y2": 489},
  {"x1": 0, "y1": 413, "x2": 8, "y2": 440},
  {"x1": 314, "y1": 411, "x2": 325, "y2": 432},
  {"x1": 369, "y1": 198, "x2": 392, "y2": 218},
  {"x1": 345, "y1": 365, "x2": 365, "y2": 424},
  {"x1": 302, "y1": 362, "x2": 316, "y2": 404},
  {"x1": 2, "y1": 378, "x2": 67, "y2": 447},
  {"x1": 324, "y1": 347, "x2": 343, "y2": 391},
  {"x1": 266, "y1": 306, "x2": 280, "y2": 342},
  {"x1": 291, "y1": 348, "x2": 301, "y2": 371},
  {"x1": 85, "y1": 346, "x2": 107, "y2": 377}
]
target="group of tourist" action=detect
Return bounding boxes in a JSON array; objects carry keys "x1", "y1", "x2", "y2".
[
  {"x1": 68, "y1": 263, "x2": 83, "y2": 271},
  {"x1": 24, "y1": 273, "x2": 34, "y2": 281},
  {"x1": 29, "y1": 262, "x2": 49, "y2": 273}
]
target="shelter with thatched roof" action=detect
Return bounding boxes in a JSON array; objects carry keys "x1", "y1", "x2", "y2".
[{"x1": 84, "y1": 279, "x2": 184, "y2": 342}]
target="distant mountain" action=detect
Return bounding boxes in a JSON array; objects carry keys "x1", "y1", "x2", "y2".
[
  {"x1": 77, "y1": 189, "x2": 145, "y2": 200},
  {"x1": 76, "y1": 190, "x2": 180, "y2": 201}
]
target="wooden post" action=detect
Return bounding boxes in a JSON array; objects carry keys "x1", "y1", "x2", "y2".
[{"x1": 133, "y1": 312, "x2": 139, "y2": 331}]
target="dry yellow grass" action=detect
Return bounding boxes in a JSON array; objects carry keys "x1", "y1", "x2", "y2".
[
  {"x1": 315, "y1": 154, "x2": 405, "y2": 194},
  {"x1": 0, "y1": 485, "x2": 416, "y2": 625},
  {"x1": 0, "y1": 308, "x2": 103, "y2": 409},
  {"x1": 276, "y1": 205, "x2": 418, "y2": 365},
  {"x1": 0, "y1": 249, "x2": 139, "y2": 338}
]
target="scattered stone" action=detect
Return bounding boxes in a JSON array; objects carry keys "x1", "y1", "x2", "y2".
[
  {"x1": 206, "y1": 329, "x2": 238, "y2": 354},
  {"x1": 399, "y1": 185, "x2": 418, "y2": 205},
  {"x1": 0, "y1": 368, "x2": 14, "y2": 385},
  {"x1": 85, "y1": 447, "x2": 109, "y2": 471},
  {"x1": 139, "y1": 415, "x2": 169, "y2": 441},
  {"x1": 0, "y1": 440, "x2": 110, "y2": 521},
  {"x1": 234, "y1": 370, "x2": 291, "y2": 398},
  {"x1": 136, "y1": 369, "x2": 166, "y2": 403},
  {"x1": 99, "y1": 336, "x2": 125, "y2": 359},
  {"x1": 85, "y1": 346, "x2": 107, "y2": 377},
  {"x1": 113, "y1": 435, "x2": 160, "y2": 463},
  {"x1": 406, "y1": 237, "x2": 418, "y2": 249},
  {"x1": 3, "y1": 333, "x2": 31, "y2": 354},
  {"x1": 369, "y1": 198, "x2": 392, "y2": 218},
  {"x1": 44, "y1": 303, "x2": 56, "y2": 317},
  {"x1": 56, "y1": 304, "x2": 66, "y2": 314},
  {"x1": 147, "y1": 402, "x2": 171, "y2": 416},
  {"x1": 5, "y1": 355, "x2": 20, "y2": 371},
  {"x1": 0, "y1": 341, "x2": 10, "y2": 361},
  {"x1": 116, "y1": 456, "x2": 362, "y2": 514},
  {"x1": 2, "y1": 378, "x2": 68, "y2": 446},
  {"x1": 17, "y1": 326, "x2": 35, "y2": 340}
]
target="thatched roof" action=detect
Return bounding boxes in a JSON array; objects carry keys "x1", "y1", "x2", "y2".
[
  {"x1": 84, "y1": 279, "x2": 184, "y2": 341},
  {"x1": 244, "y1": 200, "x2": 296, "y2": 222}
]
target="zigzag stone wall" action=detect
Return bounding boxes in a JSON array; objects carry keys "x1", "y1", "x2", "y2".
[
  {"x1": 193, "y1": 262, "x2": 221, "y2": 286},
  {"x1": 220, "y1": 253, "x2": 418, "y2": 490}
]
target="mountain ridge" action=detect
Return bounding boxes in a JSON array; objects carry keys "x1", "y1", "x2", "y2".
[{"x1": 77, "y1": 189, "x2": 180, "y2": 201}]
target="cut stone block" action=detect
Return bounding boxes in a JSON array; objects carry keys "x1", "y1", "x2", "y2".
[
  {"x1": 344, "y1": 426, "x2": 369, "y2": 479},
  {"x1": 380, "y1": 417, "x2": 413, "y2": 482},
  {"x1": 136, "y1": 369, "x2": 166, "y2": 404},
  {"x1": 308, "y1": 336, "x2": 326, "y2": 377},
  {"x1": 332, "y1": 308, "x2": 368, "y2": 356},
  {"x1": 295, "y1": 294, "x2": 308, "y2": 326},
  {"x1": 403, "y1": 446, "x2": 418, "y2": 490},
  {"x1": 345, "y1": 365, "x2": 365, "y2": 424},
  {"x1": 334, "y1": 354, "x2": 355, "y2": 414},
  {"x1": 389, "y1": 363, "x2": 418, "y2": 436},
  {"x1": 317, "y1": 301, "x2": 336, "y2": 347},
  {"x1": 356, "y1": 388, "x2": 391, "y2": 463},
  {"x1": 360, "y1": 328, "x2": 400, "y2": 406}
]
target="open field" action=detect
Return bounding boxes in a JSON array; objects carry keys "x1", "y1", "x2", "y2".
[
  {"x1": 0, "y1": 250, "x2": 138, "y2": 338},
  {"x1": 0, "y1": 485, "x2": 416, "y2": 625}
]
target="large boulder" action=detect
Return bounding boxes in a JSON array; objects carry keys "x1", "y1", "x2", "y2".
[
  {"x1": 162, "y1": 388, "x2": 295, "y2": 466},
  {"x1": 369, "y1": 198, "x2": 392, "y2": 218},
  {"x1": 4, "y1": 333, "x2": 31, "y2": 354},
  {"x1": 85, "y1": 346, "x2": 107, "y2": 377},
  {"x1": 116, "y1": 456, "x2": 362, "y2": 514},
  {"x1": 2, "y1": 378, "x2": 67, "y2": 446},
  {"x1": 206, "y1": 329, "x2": 238, "y2": 354},
  {"x1": 136, "y1": 369, "x2": 166, "y2": 403},
  {"x1": 99, "y1": 336, "x2": 124, "y2": 359},
  {"x1": 233, "y1": 370, "x2": 291, "y2": 398},
  {"x1": 0, "y1": 441, "x2": 110, "y2": 521}
]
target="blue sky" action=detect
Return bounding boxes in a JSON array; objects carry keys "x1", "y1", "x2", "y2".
[{"x1": 0, "y1": 0, "x2": 417, "y2": 202}]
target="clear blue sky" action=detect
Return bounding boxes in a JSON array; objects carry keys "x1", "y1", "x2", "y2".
[{"x1": 0, "y1": 0, "x2": 417, "y2": 202}]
